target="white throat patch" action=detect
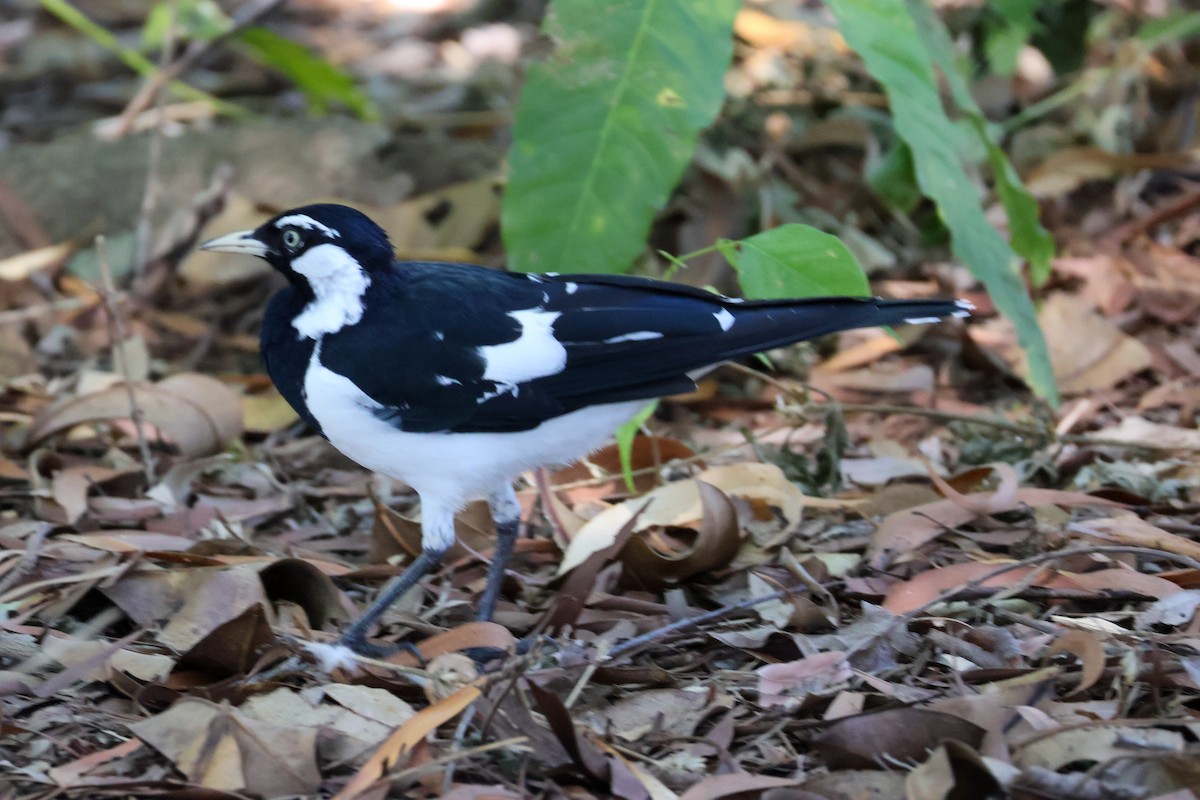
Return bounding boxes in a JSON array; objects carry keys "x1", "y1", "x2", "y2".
[{"x1": 291, "y1": 243, "x2": 372, "y2": 339}]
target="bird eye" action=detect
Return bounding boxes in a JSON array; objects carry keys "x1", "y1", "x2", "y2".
[{"x1": 282, "y1": 230, "x2": 303, "y2": 251}]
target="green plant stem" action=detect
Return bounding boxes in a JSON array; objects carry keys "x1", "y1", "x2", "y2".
[{"x1": 39, "y1": 0, "x2": 247, "y2": 118}]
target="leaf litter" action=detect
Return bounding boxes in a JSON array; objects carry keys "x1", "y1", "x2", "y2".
[{"x1": 1, "y1": 3, "x2": 1200, "y2": 800}]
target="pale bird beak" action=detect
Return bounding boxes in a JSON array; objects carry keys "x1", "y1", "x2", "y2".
[{"x1": 200, "y1": 230, "x2": 269, "y2": 257}]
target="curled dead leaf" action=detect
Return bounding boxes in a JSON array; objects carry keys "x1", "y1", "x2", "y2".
[
  {"x1": 621, "y1": 480, "x2": 741, "y2": 589},
  {"x1": 559, "y1": 462, "x2": 804, "y2": 576},
  {"x1": 25, "y1": 373, "x2": 243, "y2": 457}
]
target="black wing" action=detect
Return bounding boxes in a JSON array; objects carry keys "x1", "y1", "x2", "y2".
[{"x1": 318, "y1": 263, "x2": 967, "y2": 434}]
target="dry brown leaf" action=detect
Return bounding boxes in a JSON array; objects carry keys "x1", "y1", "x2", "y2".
[
  {"x1": 620, "y1": 480, "x2": 740, "y2": 589},
  {"x1": 102, "y1": 566, "x2": 268, "y2": 652},
  {"x1": 757, "y1": 651, "x2": 852, "y2": 710},
  {"x1": 241, "y1": 388, "x2": 300, "y2": 433},
  {"x1": 40, "y1": 634, "x2": 175, "y2": 684},
  {"x1": 677, "y1": 773, "x2": 800, "y2": 800},
  {"x1": 732, "y1": 7, "x2": 843, "y2": 54},
  {"x1": 335, "y1": 684, "x2": 481, "y2": 800},
  {"x1": 1025, "y1": 147, "x2": 1193, "y2": 198},
  {"x1": 132, "y1": 697, "x2": 320, "y2": 796},
  {"x1": 815, "y1": 708, "x2": 985, "y2": 769},
  {"x1": 584, "y1": 687, "x2": 715, "y2": 742},
  {"x1": 25, "y1": 373, "x2": 243, "y2": 457},
  {"x1": 1018, "y1": 293, "x2": 1152, "y2": 394},
  {"x1": 1013, "y1": 723, "x2": 1187, "y2": 772},
  {"x1": 1093, "y1": 416, "x2": 1200, "y2": 450},
  {"x1": 883, "y1": 562, "x2": 1085, "y2": 614},
  {"x1": 180, "y1": 194, "x2": 273, "y2": 287},
  {"x1": 552, "y1": 435, "x2": 697, "y2": 502},
  {"x1": 906, "y1": 740, "x2": 1007, "y2": 800},
  {"x1": 1046, "y1": 630, "x2": 1108, "y2": 696},
  {"x1": 47, "y1": 739, "x2": 143, "y2": 788},
  {"x1": 241, "y1": 685, "x2": 414, "y2": 766},
  {"x1": 49, "y1": 465, "x2": 134, "y2": 524},
  {"x1": 1068, "y1": 568, "x2": 1181, "y2": 599},
  {"x1": 389, "y1": 621, "x2": 517, "y2": 668},
  {"x1": 1070, "y1": 515, "x2": 1200, "y2": 562},
  {"x1": 869, "y1": 465, "x2": 1123, "y2": 569},
  {"x1": 373, "y1": 176, "x2": 502, "y2": 258},
  {"x1": 559, "y1": 463, "x2": 805, "y2": 575},
  {"x1": 1137, "y1": 591, "x2": 1200, "y2": 630},
  {"x1": 0, "y1": 242, "x2": 72, "y2": 281}
]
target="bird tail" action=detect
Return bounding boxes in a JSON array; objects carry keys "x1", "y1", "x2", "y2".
[{"x1": 718, "y1": 296, "x2": 973, "y2": 356}]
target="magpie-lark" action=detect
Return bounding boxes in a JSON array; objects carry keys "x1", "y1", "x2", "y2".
[{"x1": 201, "y1": 203, "x2": 971, "y2": 656}]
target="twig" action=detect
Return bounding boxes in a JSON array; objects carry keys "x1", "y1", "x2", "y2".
[
  {"x1": 0, "y1": 297, "x2": 90, "y2": 327},
  {"x1": 925, "y1": 629, "x2": 1009, "y2": 670},
  {"x1": 385, "y1": 736, "x2": 529, "y2": 786},
  {"x1": 113, "y1": 0, "x2": 284, "y2": 136},
  {"x1": 606, "y1": 582, "x2": 809, "y2": 659},
  {"x1": 1107, "y1": 186, "x2": 1200, "y2": 246},
  {"x1": 132, "y1": 0, "x2": 178, "y2": 278},
  {"x1": 94, "y1": 235, "x2": 156, "y2": 484},
  {"x1": 0, "y1": 524, "x2": 52, "y2": 596},
  {"x1": 564, "y1": 639, "x2": 608, "y2": 708},
  {"x1": 442, "y1": 705, "x2": 477, "y2": 794}
]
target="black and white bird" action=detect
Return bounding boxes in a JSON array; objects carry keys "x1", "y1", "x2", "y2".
[{"x1": 201, "y1": 204, "x2": 971, "y2": 655}]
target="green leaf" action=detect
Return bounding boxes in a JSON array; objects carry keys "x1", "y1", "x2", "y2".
[
  {"x1": 720, "y1": 225, "x2": 871, "y2": 301},
  {"x1": 983, "y1": 0, "x2": 1039, "y2": 76},
  {"x1": 143, "y1": 0, "x2": 230, "y2": 48},
  {"x1": 616, "y1": 401, "x2": 658, "y2": 492},
  {"x1": 235, "y1": 27, "x2": 378, "y2": 120},
  {"x1": 503, "y1": 0, "x2": 739, "y2": 274},
  {"x1": 827, "y1": 0, "x2": 1058, "y2": 404},
  {"x1": 1136, "y1": 11, "x2": 1200, "y2": 49},
  {"x1": 867, "y1": 142, "x2": 921, "y2": 213},
  {"x1": 907, "y1": 0, "x2": 1056, "y2": 288}
]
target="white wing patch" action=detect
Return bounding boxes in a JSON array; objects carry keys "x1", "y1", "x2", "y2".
[
  {"x1": 435, "y1": 375, "x2": 462, "y2": 386},
  {"x1": 290, "y1": 244, "x2": 372, "y2": 339},
  {"x1": 479, "y1": 308, "x2": 566, "y2": 385},
  {"x1": 602, "y1": 331, "x2": 664, "y2": 344},
  {"x1": 275, "y1": 214, "x2": 341, "y2": 238},
  {"x1": 713, "y1": 308, "x2": 735, "y2": 332},
  {"x1": 903, "y1": 316, "x2": 943, "y2": 325}
]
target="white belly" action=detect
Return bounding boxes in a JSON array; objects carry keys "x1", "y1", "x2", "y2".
[{"x1": 302, "y1": 351, "x2": 645, "y2": 509}]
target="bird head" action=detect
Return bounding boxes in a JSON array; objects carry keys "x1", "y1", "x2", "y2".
[{"x1": 199, "y1": 204, "x2": 393, "y2": 292}]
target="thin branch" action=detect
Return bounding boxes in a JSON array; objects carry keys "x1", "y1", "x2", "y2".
[
  {"x1": 606, "y1": 582, "x2": 807, "y2": 659},
  {"x1": 113, "y1": 0, "x2": 284, "y2": 136},
  {"x1": 132, "y1": 0, "x2": 177, "y2": 278},
  {"x1": 94, "y1": 235, "x2": 156, "y2": 484}
]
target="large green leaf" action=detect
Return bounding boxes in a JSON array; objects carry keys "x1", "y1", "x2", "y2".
[
  {"x1": 906, "y1": 0, "x2": 1055, "y2": 288},
  {"x1": 718, "y1": 225, "x2": 871, "y2": 301},
  {"x1": 236, "y1": 27, "x2": 378, "y2": 120},
  {"x1": 827, "y1": 0, "x2": 1059, "y2": 403},
  {"x1": 503, "y1": 0, "x2": 739, "y2": 274}
]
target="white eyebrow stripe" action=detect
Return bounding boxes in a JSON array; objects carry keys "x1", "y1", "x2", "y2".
[{"x1": 275, "y1": 214, "x2": 340, "y2": 238}]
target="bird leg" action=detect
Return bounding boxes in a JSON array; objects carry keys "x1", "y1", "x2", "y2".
[
  {"x1": 478, "y1": 485, "x2": 520, "y2": 622},
  {"x1": 337, "y1": 504, "x2": 455, "y2": 656}
]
